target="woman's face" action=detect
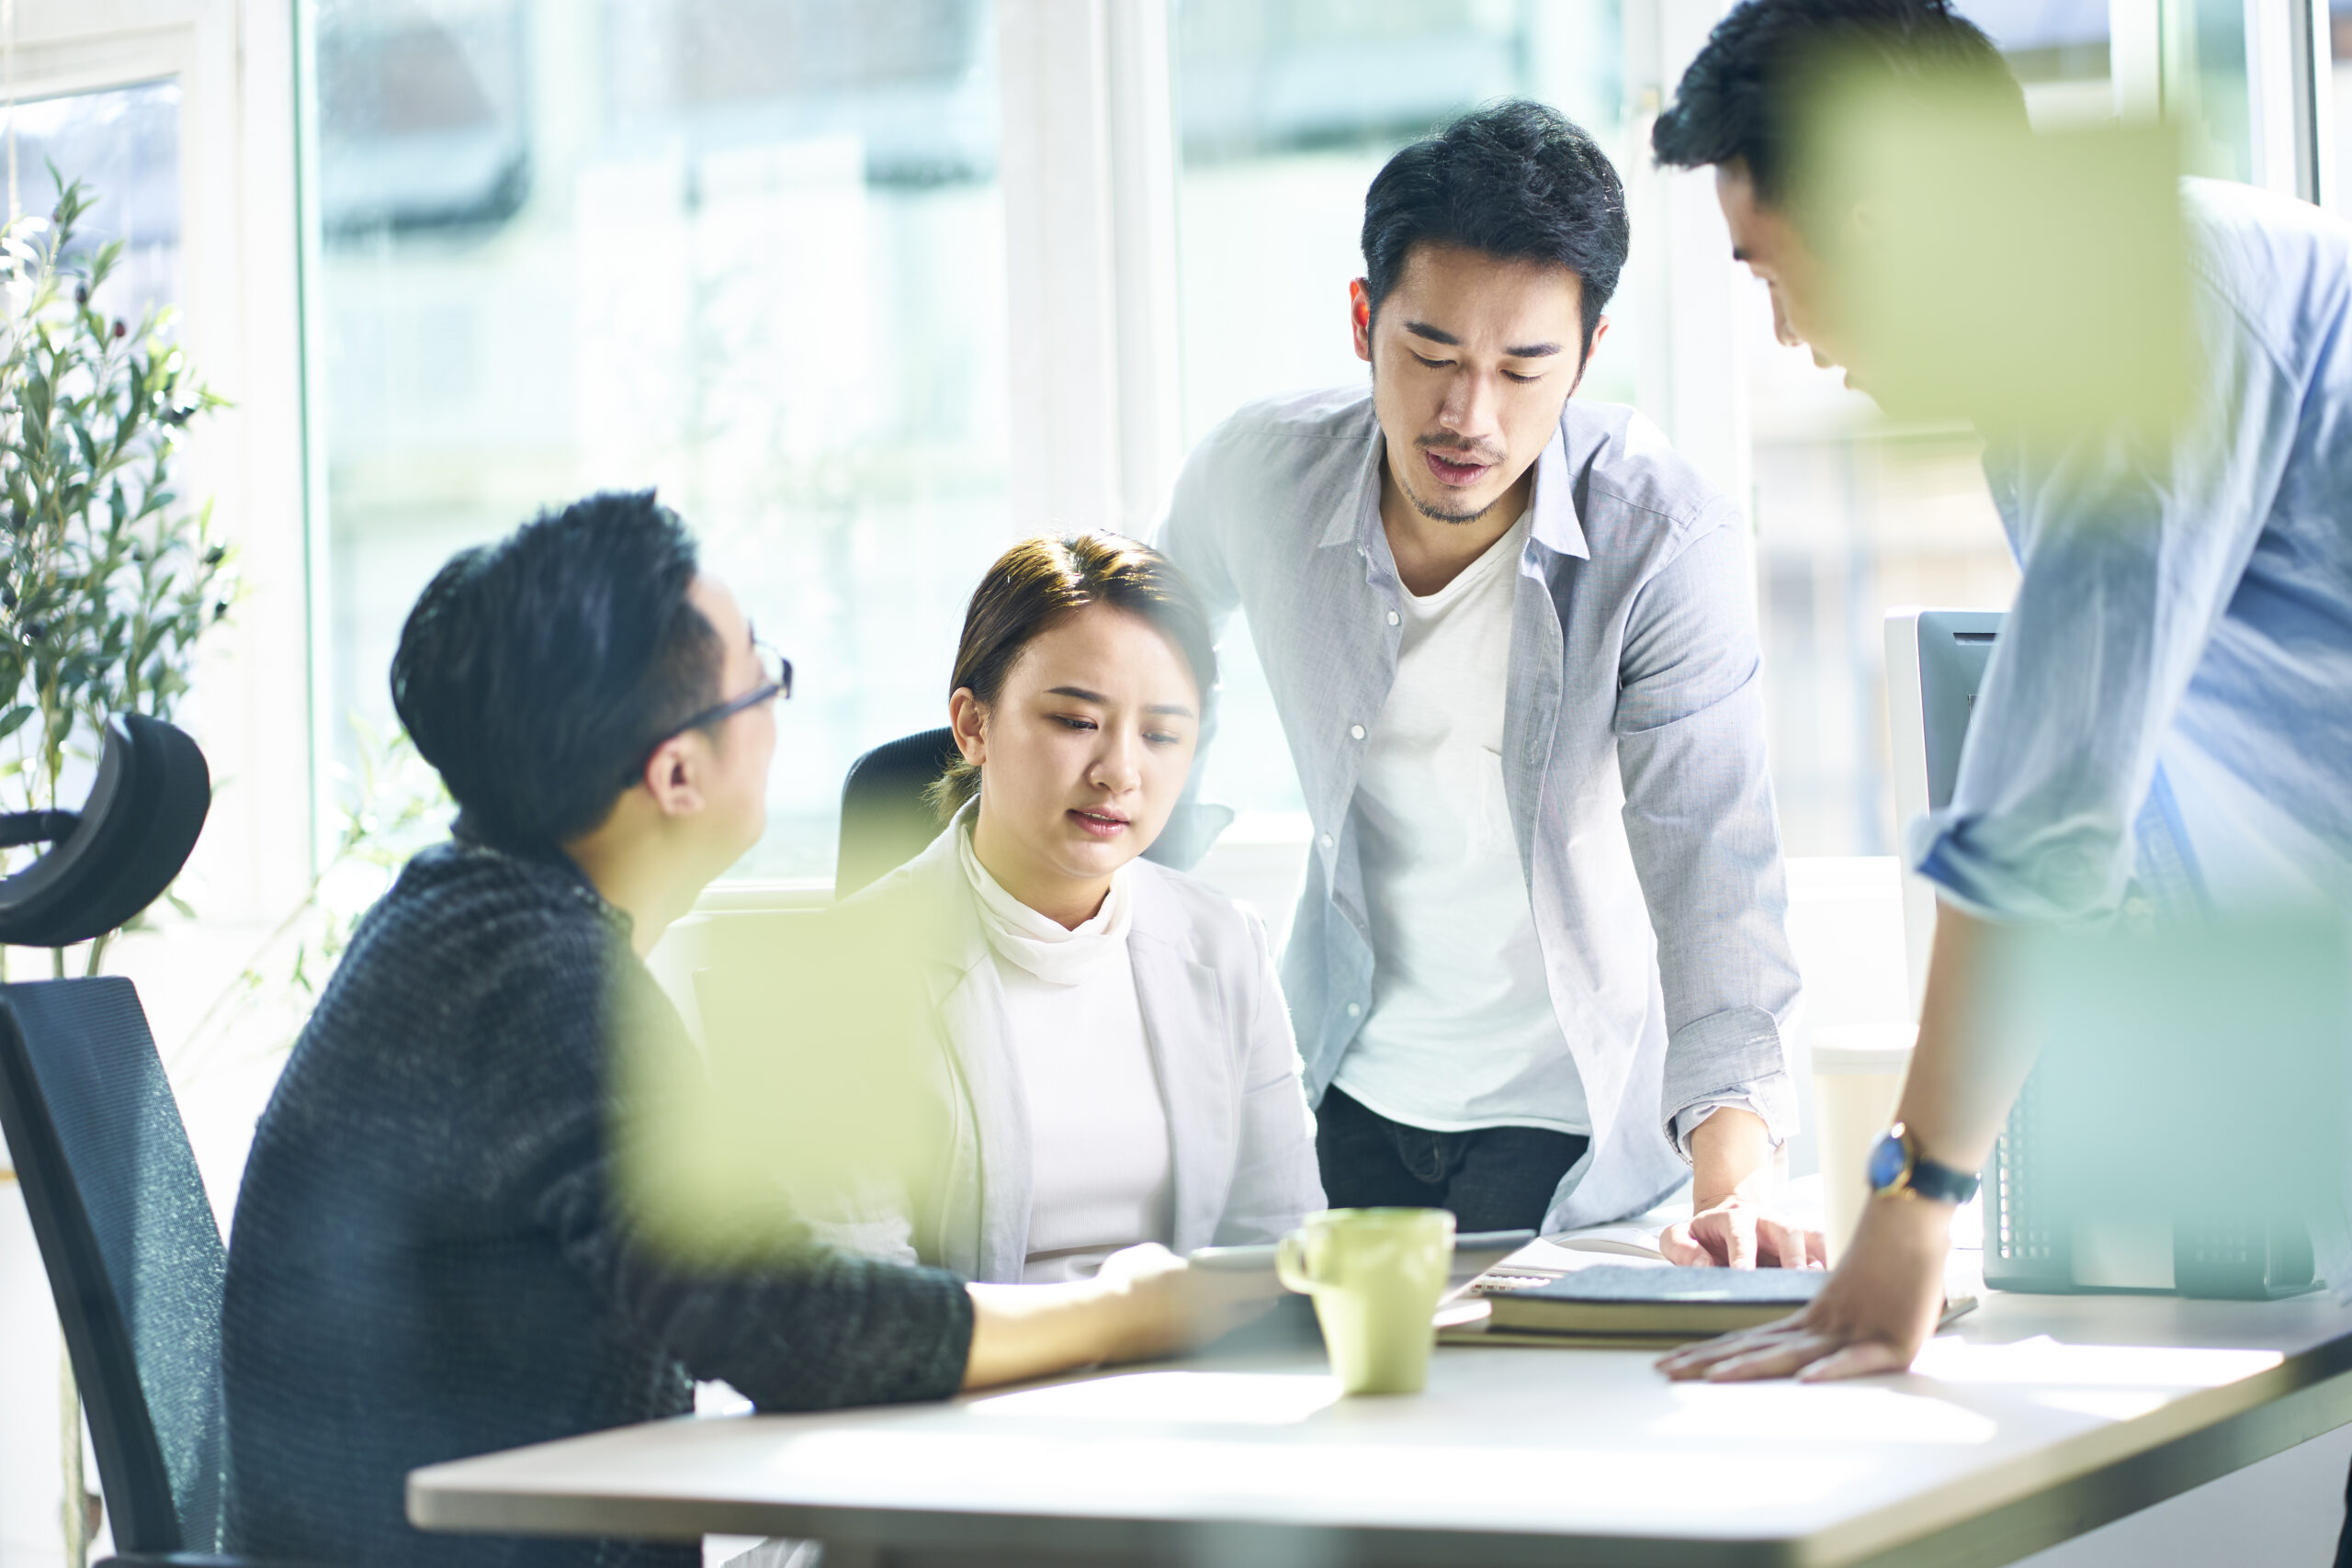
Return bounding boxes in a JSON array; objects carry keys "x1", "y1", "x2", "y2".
[{"x1": 952, "y1": 603, "x2": 1203, "y2": 921}]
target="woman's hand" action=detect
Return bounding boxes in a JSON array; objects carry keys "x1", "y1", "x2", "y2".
[
  {"x1": 1658, "y1": 1194, "x2": 1826, "y2": 1269},
  {"x1": 1656, "y1": 1192, "x2": 1952, "y2": 1382}
]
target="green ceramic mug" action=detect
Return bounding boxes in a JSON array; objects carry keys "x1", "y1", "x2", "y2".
[{"x1": 1276, "y1": 1207, "x2": 1455, "y2": 1395}]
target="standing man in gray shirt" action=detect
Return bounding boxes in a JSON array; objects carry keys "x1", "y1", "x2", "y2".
[{"x1": 1160, "y1": 100, "x2": 1813, "y2": 1264}]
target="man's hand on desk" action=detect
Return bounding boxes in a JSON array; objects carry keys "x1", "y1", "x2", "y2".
[
  {"x1": 1656, "y1": 1191, "x2": 1951, "y2": 1382},
  {"x1": 1658, "y1": 1196, "x2": 1826, "y2": 1269},
  {"x1": 1658, "y1": 1105, "x2": 1826, "y2": 1269}
]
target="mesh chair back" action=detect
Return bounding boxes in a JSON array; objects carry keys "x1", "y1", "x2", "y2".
[
  {"x1": 835, "y1": 728, "x2": 961, "y2": 900},
  {"x1": 0, "y1": 976, "x2": 226, "y2": 1554}
]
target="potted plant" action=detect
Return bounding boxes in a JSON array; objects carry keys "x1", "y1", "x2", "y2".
[{"x1": 0, "y1": 170, "x2": 234, "y2": 979}]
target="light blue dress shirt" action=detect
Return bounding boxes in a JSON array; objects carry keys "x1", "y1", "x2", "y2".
[
  {"x1": 1914, "y1": 178, "x2": 2352, "y2": 921},
  {"x1": 1160, "y1": 389, "x2": 1802, "y2": 1229}
]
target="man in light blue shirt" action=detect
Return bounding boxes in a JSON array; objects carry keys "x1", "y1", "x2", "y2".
[
  {"x1": 1649, "y1": 0, "x2": 2352, "y2": 1412},
  {"x1": 1160, "y1": 102, "x2": 1813, "y2": 1259}
]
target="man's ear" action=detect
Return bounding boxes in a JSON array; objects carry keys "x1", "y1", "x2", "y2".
[
  {"x1": 947, "y1": 688, "x2": 988, "y2": 766},
  {"x1": 1844, "y1": 197, "x2": 1882, "y2": 253},
  {"x1": 639, "y1": 733, "x2": 709, "y2": 819},
  {"x1": 1569, "y1": 314, "x2": 1611, "y2": 395},
  {"x1": 1349, "y1": 278, "x2": 1374, "y2": 365}
]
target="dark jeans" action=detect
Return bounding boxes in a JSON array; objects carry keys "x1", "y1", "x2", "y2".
[{"x1": 1315, "y1": 1085, "x2": 1589, "y2": 1234}]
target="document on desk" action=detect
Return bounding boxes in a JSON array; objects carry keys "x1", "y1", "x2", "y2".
[{"x1": 1511, "y1": 1224, "x2": 1673, "y2": 1269}]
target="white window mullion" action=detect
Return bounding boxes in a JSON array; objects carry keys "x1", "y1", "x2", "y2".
[
  {"x1": 1623, "y1": 0, "x2": 1751, "y2": 518},
  {"x1": 995, "y1": 0, "x2": 1122, "y2": 537},
  {"x1": 995, "y1": 0, "x2": 1182, "y2": 541},
  {"x1": 1103, "y1": 0, "x2": 1182, "y2": 537},
  {"x1": 2111, "y1": 0, "x2": 2168, "y2": 119},
  {"x1": 2245, "y1": 0, "x2": 2326, "y2": 198}
]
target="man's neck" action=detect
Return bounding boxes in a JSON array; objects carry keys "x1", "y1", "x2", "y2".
[
  {"x1": 1378, "y1": 455, "x2": 1534, "y2": 599},
  {"x1": 560, "y1": 829, "x2": 701, "y2": 957}
]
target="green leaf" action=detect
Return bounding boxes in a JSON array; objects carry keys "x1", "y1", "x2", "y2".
[{"x1": 0, "y1": 707, "x2": 31, "y2": 740}]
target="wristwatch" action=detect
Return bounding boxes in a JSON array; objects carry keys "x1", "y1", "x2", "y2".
[{"x1": 1865, "y1": 1122, "x2": 1981, "y2": 1205}]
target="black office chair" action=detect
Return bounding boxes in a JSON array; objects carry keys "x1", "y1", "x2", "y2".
[
  {"x1": 833, "y1": 728, "x2": 1235, "y2": 900},
  {"x1": 0, "y1": 980, "x2": 325, "y2": 1568},
  {"x1": 834, "y1": 728, "x2": 964, "y2": 900}
]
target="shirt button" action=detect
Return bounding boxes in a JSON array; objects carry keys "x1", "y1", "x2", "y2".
[
  {"x1": 1350, "y1": 724, "x2": 1366, "y2": 740},
  {"x1": 1319, "y1": 832, "x2": 1335, "y2": 850},
  {"x1": 1346, "y1": 1002, "x2": 1363, "y2": 1018},
  {"x1": 1386, "y1": 610, "x2": 1400, "y2": 626}
]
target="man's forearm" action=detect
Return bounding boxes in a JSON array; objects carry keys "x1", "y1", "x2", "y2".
[
  {"x1": 1690, "y1": 1105, "x2": 1776, "y2": 1211},
  {"x1": 961, "y1": 1280, "x2": 1138, "y2": 1390},
  {"x1": 1894, "y1": 901, "x2": 2040, "y2": 1172}
]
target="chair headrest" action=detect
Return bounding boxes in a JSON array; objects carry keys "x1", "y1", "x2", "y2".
[{"x1": 0, "y1": 714, "x2": 210, "y2": 946}]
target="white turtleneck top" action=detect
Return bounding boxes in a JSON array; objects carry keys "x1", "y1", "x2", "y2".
[{"x1": 956, "y1": 820, "x2": 1171, "y2": 1283}]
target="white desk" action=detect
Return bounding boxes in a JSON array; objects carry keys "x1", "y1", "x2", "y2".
[{"x1": 410, "y1": 1283, "x2": 2352, "y2": 1567}]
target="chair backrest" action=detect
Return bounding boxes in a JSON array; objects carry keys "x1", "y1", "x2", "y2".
[
  {"x1": 833, "y1": 727, "x2": 1237, "y2": 902},
  {"x1": 0, "y1": 976, "x2": 225, "y2": 1554},
  {"x1": 835, "y1": 728, "x2": 962, "y2": 900}
]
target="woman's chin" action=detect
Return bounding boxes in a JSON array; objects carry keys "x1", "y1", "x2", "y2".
[{"x1": 1048, "y1": 822, "x2": 1154, "y2": 877}]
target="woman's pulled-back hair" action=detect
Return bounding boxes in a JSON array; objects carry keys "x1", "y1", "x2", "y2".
[{"x1": 928, "y1": 533, "x2": 1217, "y2": 820}]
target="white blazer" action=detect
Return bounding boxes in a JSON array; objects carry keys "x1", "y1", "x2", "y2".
[{"x1": 834, "y1": 821, "x2": 1326, "y2": 1284}]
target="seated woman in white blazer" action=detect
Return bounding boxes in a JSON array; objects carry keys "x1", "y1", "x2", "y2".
[{"x1": 840, "y1": 531, "x2": 1325, "y2": 1285}]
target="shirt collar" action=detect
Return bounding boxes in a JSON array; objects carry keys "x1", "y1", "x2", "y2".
[{"x1": 1322, "y1": 414, "x2": 1590, "y2": 562}]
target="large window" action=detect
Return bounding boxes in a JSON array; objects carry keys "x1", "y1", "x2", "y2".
[
  {"x1": 309, "y1": 0, "x2": 1008, "y2": 879},
  {"x1": 6, "y1": 82, "x2": 182, "y2": 325},
  {"x1": 301, "y1": 0, "x2": 2328, "y2": 880}
]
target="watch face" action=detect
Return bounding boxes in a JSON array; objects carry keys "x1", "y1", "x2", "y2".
[{"x1": 1865, "y1": 1132, "x2": 1909, "y2": 1191}]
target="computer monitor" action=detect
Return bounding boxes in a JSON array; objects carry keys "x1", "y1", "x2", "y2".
[
  {"x1": 1883, "y1": 607, "x2": 2323, "y2": 1300},
  {"x1": 1884, "y1": 608, "x2": 2001, "y2": 1017}
]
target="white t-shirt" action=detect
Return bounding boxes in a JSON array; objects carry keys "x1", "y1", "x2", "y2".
[
  {"x1": 956, "y1": 822, "x2": 1173, "y2": 1282},
  {"x1": 1331, "y1": 512, "x2": 1590, "y2": 1135}
]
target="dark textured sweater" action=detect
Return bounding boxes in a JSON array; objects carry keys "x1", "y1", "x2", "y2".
[{"x1": 222, "y1": 838, "x2": 975, "y2": 1567}]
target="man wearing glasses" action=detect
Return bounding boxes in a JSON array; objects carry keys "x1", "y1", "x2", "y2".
[{"x1": 223, "y1": 491, "x2": 1256, "y2": 1568}]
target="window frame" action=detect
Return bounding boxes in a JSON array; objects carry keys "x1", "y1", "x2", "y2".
[{"x1": 0, "y1": 0, "x2": 311, "y2": 931}]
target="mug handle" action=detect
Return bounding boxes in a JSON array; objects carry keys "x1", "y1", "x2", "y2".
[{"x1": 1276, "y1": 1230, "x2": 1319, "y2": 1294}]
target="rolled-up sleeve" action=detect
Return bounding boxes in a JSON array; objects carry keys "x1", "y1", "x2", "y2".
[
  {"x1": 1612, "y1": 511, "x2": 1804, "y2": 1154},
  {"x1": 1911, "y1": 261, "x2": 2299, "y2": 924}
]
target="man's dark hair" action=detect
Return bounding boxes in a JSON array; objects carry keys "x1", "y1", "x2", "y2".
[
  {"x1": 1652, "y1": 0, "x2": 2022, "y2": 206},
  {"x1": 390, "y1": 490, "x2": 722, "y2": 852},
  {"x1": 1361, "y1": 99, "x2": 1629, "y2": 360}
]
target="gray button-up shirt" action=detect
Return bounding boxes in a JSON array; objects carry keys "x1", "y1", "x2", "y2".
[{"x1": 1159, "y1": 388, "x2": 1801, "y2": 1228}]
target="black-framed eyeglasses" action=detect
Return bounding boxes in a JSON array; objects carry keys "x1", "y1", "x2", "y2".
[{"x1": 628, "y1": 639, "x2": 792, "y2": 784}]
